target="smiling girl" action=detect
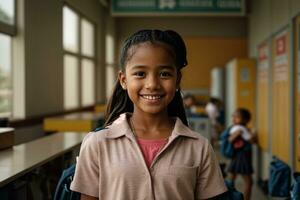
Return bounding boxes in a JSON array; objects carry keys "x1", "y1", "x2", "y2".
[{"x1": 70, "y1": 29, "x2": 227, "y2": 200}]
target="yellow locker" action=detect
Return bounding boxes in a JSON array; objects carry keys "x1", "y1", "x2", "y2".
[
  {"x1": 225, "y1": 58, "x2": 256, "y2": 128},
  {"x1": 256, "y1": 42, "x2": 271, "y2": 151},
  {"x1": 271, "y1": 28, "x2": 290, "y2": 164}
]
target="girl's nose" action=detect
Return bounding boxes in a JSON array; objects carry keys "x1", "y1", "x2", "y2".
[{"x1": 145, "y1": 75, "x2": 161, "y2": 90}]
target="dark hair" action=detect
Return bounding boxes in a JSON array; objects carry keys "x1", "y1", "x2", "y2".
[
  {"x1": 104, "y1": 29, "x2": 188, "y2": 126},
  {"x1": 236, "y1": 108, "x2": 251, "y2": 125}
]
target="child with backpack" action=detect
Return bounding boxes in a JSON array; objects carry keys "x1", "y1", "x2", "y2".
[
  {"x1": 227, "y1": 108, "x2": 257, "y2": 200},
  {"x1": 69, "y1": 29, "x2": 227, "y2": 200}
]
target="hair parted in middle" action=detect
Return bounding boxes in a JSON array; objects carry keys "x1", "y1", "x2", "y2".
[{"x1": 104, "y1": 29, "x2": 188, "y2": 126}]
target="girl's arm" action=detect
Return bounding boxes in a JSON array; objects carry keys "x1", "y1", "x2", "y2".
[
  {"x1": 248, "y1": 128, "x2": 258, "y2": 144},
  {"x1": 228, "y1": 130, "x2": 242, "y2": 143},
  {"x1": 81, "y1": 194, "x2": 98, "y2": 200}
]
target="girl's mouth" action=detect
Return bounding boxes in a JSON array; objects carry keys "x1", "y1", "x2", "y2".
[{"x1": 140, "y1": 94, "x2": 163, "y2": 100}]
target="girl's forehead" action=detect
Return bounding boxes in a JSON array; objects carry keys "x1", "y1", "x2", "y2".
[
  {"x1": 127, "y1": 42, "x2": 175, "y2": 58},
  {"x1": 125, "y1": 42, "x2": 176, "y2": 66}
]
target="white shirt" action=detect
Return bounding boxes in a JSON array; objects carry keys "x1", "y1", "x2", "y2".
[
  {"x1": 229, "y1": 125, "x2": 251, "y2": 141},
  {"x1": 205, "y1": 102, "x2": 219, "y2": 124}
]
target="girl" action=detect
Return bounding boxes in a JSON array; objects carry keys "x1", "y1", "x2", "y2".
[
  {"x1": 70, "y1": 29, "x2": 227, "y2": 200},
  {"x1": 228, "y1": 108, "x2": 257, "y2": 200}
]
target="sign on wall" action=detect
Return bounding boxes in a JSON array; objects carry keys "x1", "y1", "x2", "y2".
[
  {"x1": 258, "y1": 42, "x2": 270, "y2": 83},
  {"x1": 112, "y1": 0, "x2": 245, "y2": 16},
  {"x1": 273, "y1": 30, "x2": 289, "y2": 82}
]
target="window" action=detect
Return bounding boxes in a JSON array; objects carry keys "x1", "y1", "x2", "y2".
[
  {"x1": 0, "y1": 33, "x2": 12, "y2": 116},
  {"x1": 63, "y1": 6, "x2": 96, "y2": 109},
  {"x1": 0, "y1": 0, "x2": 15, "y2": 117}
]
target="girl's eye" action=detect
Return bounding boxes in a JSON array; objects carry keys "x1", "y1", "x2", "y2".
[
  {"x1": 133, "y1": 71, "x2": 145, "y2": 77},
  {"x1": 160, "y1": 71, "x2": 172, "y2": 78}
]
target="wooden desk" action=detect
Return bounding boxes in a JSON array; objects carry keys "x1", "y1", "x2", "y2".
[
  {"x1": 43, "y1": 111, "x2": 104, "y2": 132},
  {"x1": 95, "y1": 104, "x2": 106, "y2": 113},
  {"x1": 0, "y1": 132, "x2": 86, "y2": 187}
]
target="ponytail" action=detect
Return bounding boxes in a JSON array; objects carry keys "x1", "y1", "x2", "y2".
[{"x1": 104, "y1": 81, "x2": 133, "y2": 126}]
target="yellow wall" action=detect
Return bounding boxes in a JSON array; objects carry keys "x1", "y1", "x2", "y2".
[{"x1": 182, "y1": 37, "x2": 247, "y2": 89}]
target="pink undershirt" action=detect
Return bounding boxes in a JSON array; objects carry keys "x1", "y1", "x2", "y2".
[{"x1": 136, "y1": 138, "x2": 168, "y2": 168}]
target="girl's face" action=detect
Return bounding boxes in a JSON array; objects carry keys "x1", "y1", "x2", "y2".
[
  {"x1": 232, "y1": 111, "x2": 242, "y2": 125},
  {"x1": 119, "y1": 42, "x2": 178, "y2": 116}
]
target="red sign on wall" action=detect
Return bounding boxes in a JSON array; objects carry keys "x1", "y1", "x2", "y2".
[{"x1": 276, "y1": 35, "x2": 286, "y2": 56}]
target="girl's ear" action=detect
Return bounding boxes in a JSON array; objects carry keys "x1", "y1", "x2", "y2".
[{"x1": 118, "y1": 70, "x2": 127, "y2": 90}]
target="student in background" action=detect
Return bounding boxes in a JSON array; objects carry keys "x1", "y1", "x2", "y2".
[
  {"x1": 205, "y1": 97, "x2": 221, "y2": 146},
  {"x1": 70, "y1": 29, "x2": 227, "y2": 200},
  {"x1": 227, "y1": 108, "x2": 257, "y2": 200},
  {"x1": 183, "y1": 94, "x2": 197, "y2": 117}
]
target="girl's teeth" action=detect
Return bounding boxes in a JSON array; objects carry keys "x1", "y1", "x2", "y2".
[{"x1": 143, "y1": 95, "x2": 161, "y2": 100}]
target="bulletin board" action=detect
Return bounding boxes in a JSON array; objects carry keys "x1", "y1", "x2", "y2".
[
  {"x1": 256, "y1": 41, "x2": 271, "y2": 151},
  {"x1": 271, "y1": 27, "x2": 291, "y2": 164}
]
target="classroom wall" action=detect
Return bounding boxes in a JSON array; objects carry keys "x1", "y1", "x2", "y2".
[
  {"x1": 115, "y1": 17, "x2": 248, "y2": 91},
  {"x1": 248, "y1": 0, "x2": 300, "y2": 57},
  {"x1": 182, "y1": 37, "x2": 247, "y2": 90},
  {"x1": 20, "y1": 0, "x2": 105, "y2": 118},
  {"x1": 248, "y1": 0, "x2": 300, "y2": 179}
]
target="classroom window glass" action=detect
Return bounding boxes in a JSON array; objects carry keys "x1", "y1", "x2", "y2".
[
  {"x1": 81, "y1": 18, "x2": 95, "y2": 57},
  {"x1": 63, "y1": 6, "x2": 79, "y2": 53},
  {"x1": 0, "y1": 0, "x2": 14, "y2": 25},
  {"x1": 63, "y1": 5, "x2": 96, "y2": 109},
  {"x1": 0, "y1": 33, "x2": 12, "y2": 116},
  {"x1": 64, "y1": 55, "x2": 79, "y2": 109},
  {"x1": 81, "y1": 59, "x2": 95, "y2": 106}
]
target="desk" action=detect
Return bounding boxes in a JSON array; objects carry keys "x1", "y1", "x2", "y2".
[
  {"x1": 95, "y1": 104, "x2": 106, "y2": 113},
  {"x1": 0, "y1": 132, "x2": 86, "y2": 187},
  {"x1": 43, "y1": 112, "x2": 104, "y2": 132}
]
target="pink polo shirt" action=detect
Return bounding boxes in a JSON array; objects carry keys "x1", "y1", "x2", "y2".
[{"x1": 70, "y1": 113, "x2": 227, "y2": 199}]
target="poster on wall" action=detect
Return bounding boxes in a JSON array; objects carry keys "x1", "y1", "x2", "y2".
[
  {"x1": 257, "y1": 41, "x2": 270, "y2": 83},
  {"x1": 273, "y1": 30, "x2": 289, "y2": 82}
]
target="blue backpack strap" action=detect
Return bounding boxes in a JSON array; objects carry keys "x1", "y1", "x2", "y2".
[
  {"x1": 54, "y1": 164, "x2": 80, "y2": 200},
  {"x1": 54, "y1": 127, "x2": 106, "y2": 200},
  {"x1": 220, "y1": 126, "x2": 235, "y2": 158}
]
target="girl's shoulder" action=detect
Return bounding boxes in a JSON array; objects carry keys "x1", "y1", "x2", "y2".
[{"x1": 82, "y1": 127, "x2": 111, "y2": 144}]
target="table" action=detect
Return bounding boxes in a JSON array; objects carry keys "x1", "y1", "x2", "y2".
[{"x1": 0, "y1": 132, "x2": 86, "y2": 187}]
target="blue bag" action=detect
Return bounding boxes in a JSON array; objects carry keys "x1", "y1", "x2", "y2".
[
  {"x1": 291, "y1": 172, "x2": 300, "y2": 200},
  {"x1": 268, "y1": 157, "x2": 291, "y2": 197},
  {"x1": 220, "y1": 127, "x2": 235, "y2": 158},
  {"x1": 54, "y1": 164, "x2": 80, "y2": 200},
  {"x1": 54, "y1": 127, "x2": 105, "y2": 200},
  {"x1": 223, "y1": 179, "x2": 244, "y2": 200},
  {"x1": 207, "y1": 180, "x2": 244, "y2": 200}
]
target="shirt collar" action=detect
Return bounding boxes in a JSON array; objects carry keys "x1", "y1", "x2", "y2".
[{"x1": 106, "y1": 113, "x2": 199, "y2": 140}]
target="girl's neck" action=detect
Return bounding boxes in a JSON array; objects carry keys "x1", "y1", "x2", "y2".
[{"x1": 130, "y1": 111, "x2": 174, "y2": 139}]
